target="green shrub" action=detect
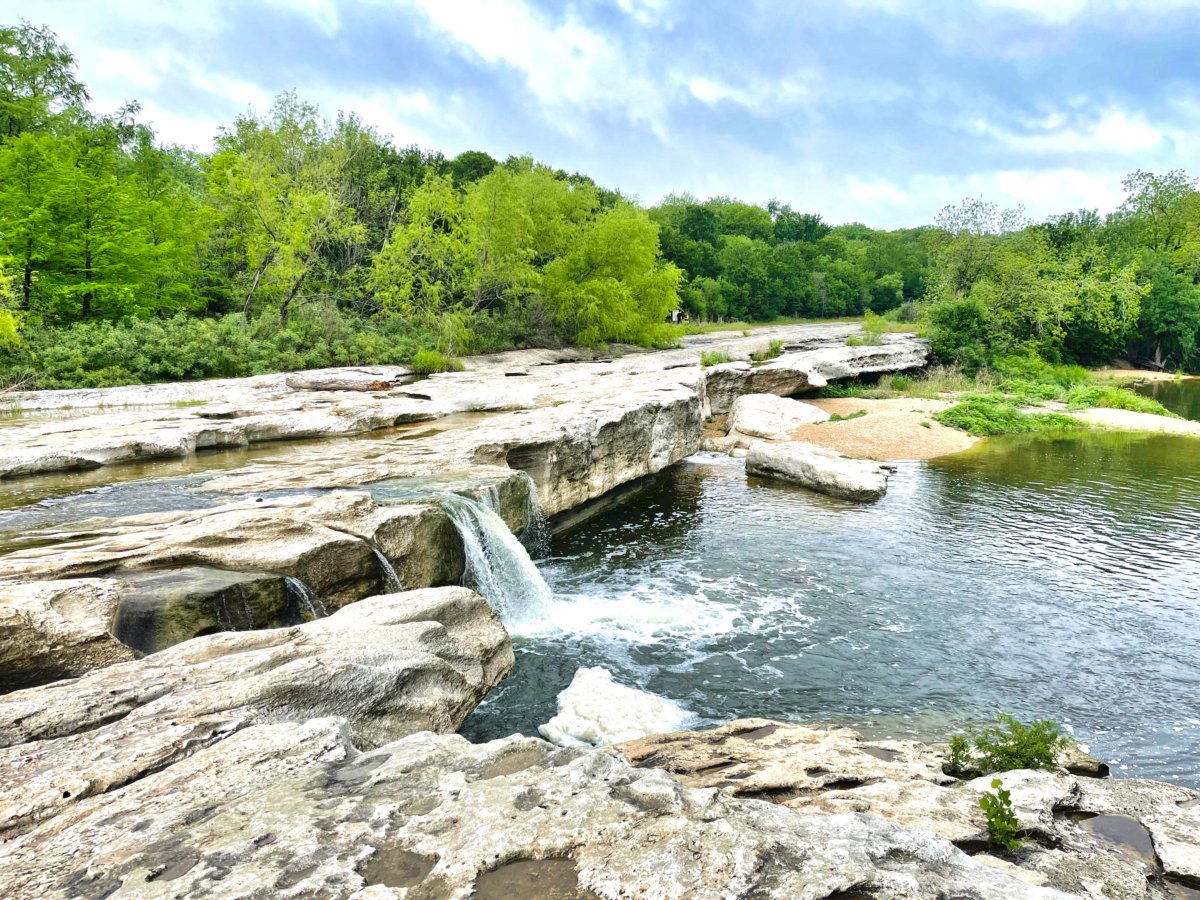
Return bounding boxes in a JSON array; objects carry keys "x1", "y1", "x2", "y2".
[
  {"x1": 700, "y1": 350, "x2": 733, "y2": 367},
  {"x1": 945, "y1": 713, "x2": 1069, "y2": 776},
  {"x1": 935, "y1": 395, "x2": 1082, "y2": 436},
  {"x1": 751, "y1": 339, "x2": 785, "y2": 362},
  {"x1": 992, "y1": 355, "x2": 1089, "y2": 390},
  {"x1": 1065, "y1": 385, "x2": 1176, "y2": 417},
  {"x1": 970, "y1": 713, "x2": 1069, "y2": 772},
  {"x1": 980, "y1": 779, "x2": 1022, "y2": 852},
  {"x1": 848, "y1": 311, "x2": 889, "y2": 347},
  {"x1": 888, "y1": 373, "x2": 913, "y2": 392},
  {"x1": 820, "y1": 380, "x2": 869, "y2": 398},
  {"x1": 926, "y1": 296, "x2": 992, "y2": 372},
  {"x1": 944, "y1": 734, "x2": 973, "y2": 778},
  {"x1": 409, "y1": 349, "x2": 464, "y2": 375}
]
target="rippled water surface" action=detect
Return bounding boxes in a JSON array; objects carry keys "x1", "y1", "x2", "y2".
[{"x1": 463, "y1": 432, "x2": 1200, "y2": 785}]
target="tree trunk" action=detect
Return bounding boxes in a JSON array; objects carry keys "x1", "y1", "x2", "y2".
[
  {"x1": 243, "y1": 247, "x2": 277, "y2": 319},
  {"x1": 20, "y1": 239, "x2": 32, "y2": 312},
  {"x1": 82, "y1": 244, "x2": 93, "y2": 318},
  {"x1": 279, "y1": 271, "x2": 306, "y2": 327}
]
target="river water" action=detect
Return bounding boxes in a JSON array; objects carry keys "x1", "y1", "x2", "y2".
[{"x1": 463, "y1": 429, "x2": 1200, "y2": 787}]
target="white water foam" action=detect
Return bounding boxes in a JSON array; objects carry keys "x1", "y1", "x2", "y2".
[{"x1": 538, "y1": 666, "x2": 694, "y2": 747}]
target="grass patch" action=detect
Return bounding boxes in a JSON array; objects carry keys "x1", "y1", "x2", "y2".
[
  {"x1": 1065, "y1": 385, "x2": 1177, "y2": 417},
  {"x1": 409, "y1": 349, "x2": 464, "y2": 375},
  {"x1": 750, "y1": 339, "x2": 785, "y2": 362},
  {"x1": 935, "y1": 394, "x2": 1082, "y2": 436},
  {"x1": 828, "y1": 409, "x2": 867, "y2": 422},
  {"x1": 700, "y1": 350, "x2": 733, "y2": 367},
  {"x1": 846, "y1": 311, "x2": 889, "y2": 347}
]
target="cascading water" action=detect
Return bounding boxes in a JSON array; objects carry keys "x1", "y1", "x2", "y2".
[
  {"x1": 284, "y1": 576, "x2": 328, "y2": 620},
  {"x1": 371, "y1": 545, "x2": 403, "y2": 593},
  {"x1": 515, "y1": 471, "x2": 551, "y2": 558},
  {"x1": 439, "y1": 491, "x2": 553, "y2": 630}
]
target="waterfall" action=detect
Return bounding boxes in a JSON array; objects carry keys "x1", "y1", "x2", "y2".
[
  {"x1": 515, "y1": 471, "x2": 551, "y2": 558},
  {"x1": 285, "y1": 576, "x2": 328, "y2": 620},
  {"x1": 439, "y1": 492, "x2": 553, "y2": 628},
  {"x1": 371, "y1": 544, "x2": 403, "y2": 593}
]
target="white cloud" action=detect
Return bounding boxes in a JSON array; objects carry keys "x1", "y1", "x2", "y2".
[
  {"x1": 975, "y1": 108, "x2": 1165, "y2": 156},
  {"x1": 847, "y1": 176, "x2": 912, "y2": 207},
  {"x1": 399, "y1": 0, "x2": 673, "y2": 135},
  {"x1": 980, "y1": 0, "x2": 1200, "y2": 24},
  {"x1": 686, "y1": 75, "x2": 811, "y2": 112}
]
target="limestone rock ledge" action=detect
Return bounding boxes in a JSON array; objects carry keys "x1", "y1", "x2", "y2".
[
  {"x1": 0, "y1": 587, "x2": 513, "y2": 838},
  {"x1": 0, "y1": 724, "x2": 1067, "y2": 898},
  {"x1": 621, "y1": 719, "x2": 1200, "y2": 900}
]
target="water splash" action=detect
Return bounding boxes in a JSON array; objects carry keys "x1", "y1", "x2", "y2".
[
  {"x1": 439, "y1": 492, "x2": 553, "y2": 630},
  {"x1": 371, "y1": 544, "x2": 403, "y2": 593},
  {"x1": 284, "y1": 576, "x2": 327, "y2": 620}
]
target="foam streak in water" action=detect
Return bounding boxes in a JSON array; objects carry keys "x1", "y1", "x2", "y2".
[
  {"x1": 440, "y1": 492, "x2": 553, "y2": 629},
  {"x1": 371, "y1": 545, "x2": 403, "y2": 593},
  {"x1": 284, "y1": 576, "x2": 327, "y2": 620}
]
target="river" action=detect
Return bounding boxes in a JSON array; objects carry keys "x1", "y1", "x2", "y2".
[{"x1": 463, "y1": 428, "x2": 1200, "y2": 787}]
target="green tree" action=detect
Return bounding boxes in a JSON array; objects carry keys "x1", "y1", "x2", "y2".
[
  {"x1": 0, "y1": 130, "x2": 59, "y2": 311},
  {"x1": 210, "y1": 93, "x2": 366, "y2": 324},
  {"x1": 0, "y1": 21, "x2": 88, "y2": 141},
  {"x1": 540, "y1": 203, "x2": 680, "y2": 345}
]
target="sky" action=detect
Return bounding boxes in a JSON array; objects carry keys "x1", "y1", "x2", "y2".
[{"x1": 22, "y1": 0, "x2": 1200, "y2": 228}]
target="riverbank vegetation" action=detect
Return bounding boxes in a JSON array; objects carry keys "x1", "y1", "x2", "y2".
[{"x1": 2, "y1": 21, "x2": 1199, "y2": 389}]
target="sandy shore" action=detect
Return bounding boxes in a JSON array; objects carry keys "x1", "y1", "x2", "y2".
[
  {"x1": 791, "y1": 397, "x2": 977, "y2": 461},
  {"x1": 1073, "y1": 407, "x2": 1200, "y2": 436}
]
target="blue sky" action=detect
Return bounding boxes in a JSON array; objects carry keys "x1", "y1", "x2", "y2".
[{"x1": 24, "y1": 0, "x2": 1200, "y2": 227}]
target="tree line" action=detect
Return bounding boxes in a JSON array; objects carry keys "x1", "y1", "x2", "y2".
[{"x1": 1, "y1": 20, "x2": 1198, "y2": 388}]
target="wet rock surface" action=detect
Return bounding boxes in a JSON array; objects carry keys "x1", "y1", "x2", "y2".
[{"x1": 620, "y1": 719, "x2": 1200, "y2": 899}]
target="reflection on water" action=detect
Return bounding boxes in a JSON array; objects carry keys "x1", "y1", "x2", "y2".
[
  {"x1": 1135, "y1": 377, "x2": 1200, "y2": 422},
  {"x1": 463, "y1": 433, "x2": 1200, "y2": 786}
]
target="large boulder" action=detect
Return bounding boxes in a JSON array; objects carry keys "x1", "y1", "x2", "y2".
[
  {"x1": 619, "y1": 719, "x2": 1200, "y2": 900},
  {"x1": 0, "y1": 586, "x2": 513, "y2": 836},
  {"x1": 727, "y1": 393, "x2": 830, "y2": 444},
  {"x1": 746, "y1": 440, "x2": 890, "y2": 501}
]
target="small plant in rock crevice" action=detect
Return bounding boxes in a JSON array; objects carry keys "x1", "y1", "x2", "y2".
[
  {"x1": 750, "y1": 339, "x2": 785, "y2": 362},
  {"x1": 700, "y1": 350, "x2": 733, "y2": 367},
  {"x1": 980, "y1": 778, "x2": 1023, "y2": 852}
]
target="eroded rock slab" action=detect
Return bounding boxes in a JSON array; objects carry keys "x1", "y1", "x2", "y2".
[
  {"x1": 620, "y1": 719, "x2": 1200, "y2": 900},
  {"x1": 0, "y1": 586, "x2": 512, "y2": 837},
  {"x1": 0, "y1": 726, "x2": 1069, "y2": 899},
  {"x1": 747, "y1": 440, "x2": 890, "y2": 501}
]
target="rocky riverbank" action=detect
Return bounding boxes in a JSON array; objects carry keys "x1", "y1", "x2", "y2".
[{"x1": 6, "y1": 323, "x2": 1199, "y2": 898}]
